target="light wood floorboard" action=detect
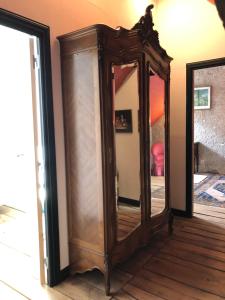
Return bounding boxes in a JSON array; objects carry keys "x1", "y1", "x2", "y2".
[{"x1": 2, "y1": 203, "x2": 225, "y2": 299}]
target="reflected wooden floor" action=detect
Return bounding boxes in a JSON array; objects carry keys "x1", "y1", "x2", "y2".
[
  {"x1": 117, "y1": 204, "x2": 141, "y2": 240},
  {"x1": 2, "y1": 203, "x2": 225, "y2": 299},
  {"x1": 117, "y1": 197, "x2": 165, "y2": 240},
  {"x1": 117, "y1": 176, "x2": 165, "y2": 239}
]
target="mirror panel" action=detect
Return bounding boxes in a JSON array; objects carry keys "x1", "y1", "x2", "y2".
[
  {"x1": 149, "y1": 73, "x2": 166, "y2": 216},
  {"x1": 112, "y1": 63, "x2": 141, "y2": 241}
]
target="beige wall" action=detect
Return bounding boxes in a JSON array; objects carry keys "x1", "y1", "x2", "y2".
[
  {"x1": 154, "y1": 0, "x2": 225, "y2": 210},
  {"x1": 0, "y1": 0, "x2": 156, "y2": 269},
  {"x1": 115, "y1": 70, "x2": 140, "y2": 201}
]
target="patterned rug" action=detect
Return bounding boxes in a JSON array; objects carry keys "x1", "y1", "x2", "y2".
[{"x1": 194, "y1": 174, "x2": 225, "y2": 207}]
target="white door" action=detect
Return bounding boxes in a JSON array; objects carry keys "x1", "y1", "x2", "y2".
[
  {"x1": 29, "y1": 37, "x2": 46, "y2": 284},
  {"x1": 0, "y1": 26, "x2": 46, "y2": 289}
]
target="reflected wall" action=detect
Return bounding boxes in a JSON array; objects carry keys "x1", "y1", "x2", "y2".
[
  {"x1": 149, "y1": 74, "x2": 166, "y2": 216},
  {"x1": 112, "y1": 63, "x2": 141, "y2": 240}
]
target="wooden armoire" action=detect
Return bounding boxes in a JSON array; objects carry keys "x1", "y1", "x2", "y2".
[{"x1": 58, "y1": 5, "x2": 173, "y2": 295}]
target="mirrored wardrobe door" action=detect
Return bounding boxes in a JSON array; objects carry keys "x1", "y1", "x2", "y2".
[
  {"x1": 149, "y1": 73, "x2": 166, "y2": 216},
  {"x1": 112, "y1": 62, "x2": 141, "y2": 241}
]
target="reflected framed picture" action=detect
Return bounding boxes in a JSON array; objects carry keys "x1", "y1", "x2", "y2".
[
  {"x1": 115, "y1": 109, "x2": 132, "y2": 133},
  {"x1": 194, "y1": 87, "x2": 211, "y2": 110}
]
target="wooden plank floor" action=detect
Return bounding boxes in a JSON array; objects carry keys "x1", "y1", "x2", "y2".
[
  {"x1": 117, "y1": 177, "x2": 165, "y2": 239},
  {"x1": 0, "y1": 205, "x2": 72, "y2": 300},
  {"x1": 2, "y1": 203, "x2": 225, "y2": 299}
]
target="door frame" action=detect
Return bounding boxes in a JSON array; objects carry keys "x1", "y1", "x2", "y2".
[
  {"x1": 186, "y1": 57, "x2": 225, "y2": 218},
  {"x1": 0, "y1": 8, "x2": 61, "y2": 286}
]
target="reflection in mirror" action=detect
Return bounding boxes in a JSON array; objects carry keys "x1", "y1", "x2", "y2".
[
  {"x1": 149, "y1": 73, "x2": 166, "y2": 216},
  {"x1": 112, "y1": 63, "x2": 141, "y2": 240}
]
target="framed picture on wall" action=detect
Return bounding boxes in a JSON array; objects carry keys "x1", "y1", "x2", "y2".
[
  {"x1": 115, "y1": 109, "x2": 133, "y2": 133},
  {"x1": 194, "y1": 87, "x2": 211, "y2": 109}
]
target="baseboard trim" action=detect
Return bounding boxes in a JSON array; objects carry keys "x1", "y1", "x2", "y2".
[
  {"x1": 118, "y1": 197, "x2": 140, "y2": 207},
  {"x1": 57, "y1": 266, "x2": 70, "y2": 283},
  {"x1": 172, "y1": 209, "x2": 192, "y2": 218}
]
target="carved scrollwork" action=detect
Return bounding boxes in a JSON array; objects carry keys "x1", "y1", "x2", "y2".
[
  {"x1": 215, "y1": 0, "x2": 225, "y2": 28},
  {"x1": 132, "y1": 5, "x2": 171, "y2": 61}
]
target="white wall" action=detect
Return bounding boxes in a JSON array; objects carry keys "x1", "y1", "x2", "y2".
[
  {"x1": 154, "y1": 0, "x2": 225, "y2": 210},
  {"x1": 0, "y1": 26, "x2": 36, "y2": 212},
  {"x1": 115, "y1": 69, "x2": 140, "y2": 201}
]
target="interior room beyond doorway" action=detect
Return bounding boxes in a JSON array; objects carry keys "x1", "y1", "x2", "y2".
[{"x1": 193, "y1": 65, "x2": 225, "y2": 212}]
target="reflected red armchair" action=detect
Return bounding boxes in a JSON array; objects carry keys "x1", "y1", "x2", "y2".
[{"x1": 151, "y1": 143, "x2": 164, "y2": 176}]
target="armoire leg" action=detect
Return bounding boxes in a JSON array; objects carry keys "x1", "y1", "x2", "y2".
[
  {"x1": 104, "y1": 255, "x2": 111, "y2": 296},
  {"x1": 104, "y1": 271, "x2": 110, "y2": 296},
  {"x1": 168, "y1": 211, "x2": 174, "y2": 235}
]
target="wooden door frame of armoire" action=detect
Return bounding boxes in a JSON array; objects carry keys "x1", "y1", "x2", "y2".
[
  {"x1": 58, "y1": 4, "x2": 173, "y2": 296},
  {"x1": 98, "y1": 24, "x2": 173, "y2": 292}
]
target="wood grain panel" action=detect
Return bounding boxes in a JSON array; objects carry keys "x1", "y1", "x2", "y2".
[
  {"x1": 69, "y1": 243, "x2": 105, "y2": 274},
  {"x1": 62, "y1": 49, "x2": 104, "y2": 253}
]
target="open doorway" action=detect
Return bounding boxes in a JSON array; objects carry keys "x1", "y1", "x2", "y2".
[
  {"x1": 186, "y1": 57, "x2": 225, "y2": 217},
  {"x1": 0, "y1": 9, "x2": 60, "y2": 296},
  {"x1": 0, "y1": 24, "x2": 47, "y2": 294}
]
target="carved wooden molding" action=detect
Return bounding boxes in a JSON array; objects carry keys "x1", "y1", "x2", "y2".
[
  {"x1": 215, "y1": 0, "x2": 225, "y2": 28},
  {"x1": 132, "y1": 5, "x2": 172, "y2": 61}
]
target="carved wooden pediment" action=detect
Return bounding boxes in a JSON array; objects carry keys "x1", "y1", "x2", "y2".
[
  {"x1": 215, "y1": 0, "x2": 225, "y2": 28},
  {"x1": 132, "y1": 5, "x2": 172, "y2": 61}
]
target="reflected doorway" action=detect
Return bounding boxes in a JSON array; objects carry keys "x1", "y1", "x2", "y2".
[{"x1": 149, "y1": 73, "x2": 166, "y2": 217}]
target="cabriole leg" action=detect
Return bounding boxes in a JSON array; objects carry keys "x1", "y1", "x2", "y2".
[
  {"x1": 104, "y1": 255, "x2": 111, "y2": 296},
  {"x1": 168, "y1": 211, "x2": 174, "y2": 235}
]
